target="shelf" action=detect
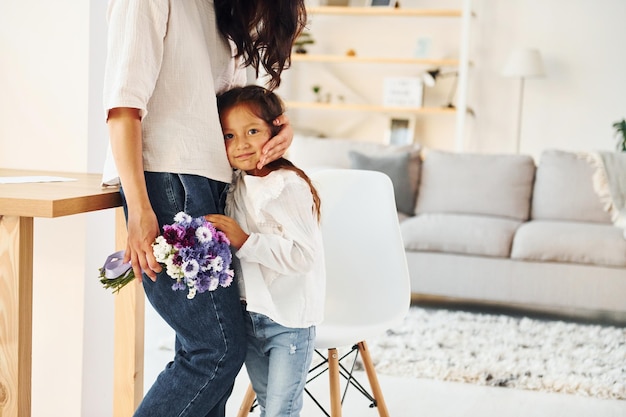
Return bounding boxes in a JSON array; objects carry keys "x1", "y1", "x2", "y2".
[
  {"x1": 285, "y1": 101, "x2": 457, "y2": 114},
  {"x1": 293, "y1": 1, "x2": 474, "y2": 151},
  {"x1": 292, "y1": 54, "x2": 459, "y2": 66},
  {"x1": 307, "y1": 7, "x2": 462, "y2": 17}
]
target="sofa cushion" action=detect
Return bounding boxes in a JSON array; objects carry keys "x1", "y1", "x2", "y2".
[
  {"x1": 288, "y1": 134, "x2": 421, "y2": 170},
  {"x1": 288, "y1": 135, "x2": 422, "y2": 213},
  {"x1": 415, "y1": 150, "x2": 535, "y2": 221},
  {"x1": 348, "y1": 150, "x2": 416, "y2": 215},
  {"x1": 531, "y1": 149, "x2": 611, "y2": 223},
  {"x1": 511, "y1": 220, "x2": 626, "y2": 267},
  {"x1": 401, "y1": 213, "x2": 522, "y2": 258}
]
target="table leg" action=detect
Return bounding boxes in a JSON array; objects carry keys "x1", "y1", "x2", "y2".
[
  {"x1": 112, "y1": 208, "x2": 145, "y2": 417},
  {"x1": 0, "y1": 215, "x2": 34, "y2": 417}
]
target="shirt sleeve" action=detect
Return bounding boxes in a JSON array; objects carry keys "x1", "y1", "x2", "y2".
[
  {"x1": 103, "y1": 0, "x2": 168, "y2": 120},
  {"x1": 236, "y1": 176, "x2": 320, "y2": 276}
]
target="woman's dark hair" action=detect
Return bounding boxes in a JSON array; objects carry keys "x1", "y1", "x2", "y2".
[
  {"x1": 217, "y1": 85, "x2": 321, "y2": 221},
  {"x1": 214, "y1": 0, "x2": 307, "y2": 90}
]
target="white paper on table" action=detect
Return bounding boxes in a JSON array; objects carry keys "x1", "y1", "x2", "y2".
[{"x1": 0, "y1": 176, "x2": 77, "y2": 184}]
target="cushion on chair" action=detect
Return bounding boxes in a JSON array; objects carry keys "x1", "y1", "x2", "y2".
[
  {"x1": 401, "y1": 213, "x2": 522, "y2": 258},
  {"x1": 512, "y1": 220, "x2": 626, "y2": 267},
  {"x1": 415, "y1": 150, "x2": 535, "y2": 221},
  {"x1": 531, "y1": 149, "x2": 611, "y2": 223}
]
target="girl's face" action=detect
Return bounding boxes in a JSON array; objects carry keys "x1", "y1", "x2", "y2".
[{"x1": 220, "y1": 104, "x2": 272, "y2": 176}]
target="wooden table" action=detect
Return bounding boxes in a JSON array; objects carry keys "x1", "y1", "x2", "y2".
[{"x1": 0, "y1": 169, "x2": 143, "y2": 417}]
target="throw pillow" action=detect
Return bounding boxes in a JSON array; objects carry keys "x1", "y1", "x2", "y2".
[
  {"x1": 531, "y1": 149, "x2": 611, "y2": 223},
  {"x1": 348, "y1": 150, "x2": 416, "y2": 215},
  {"x1": 415, "y1": 149, "x2": 535, "y2": 221}
]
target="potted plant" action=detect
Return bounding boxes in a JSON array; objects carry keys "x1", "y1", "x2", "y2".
[
  {"x1": 613, "y1": 118, "x2": 626, "y2": 152},
  {"x1": 294, "y1": 31, "x2": 314, "y2": 54}
]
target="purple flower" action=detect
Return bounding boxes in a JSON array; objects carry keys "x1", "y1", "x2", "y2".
[
  {"x1": 195, "y1": 272, "x2": 213, "y2": 293},
  {"x1": 179, "y1": 246, "x2": 208, "y2": 264},
  {"x1": 162, "y1": 224, "x2": 187, "y2": 246},
  {"x1": 163, "y1": 212, "x2": 234, "y2": 299},
  {"x1": 182, "y1": 259, "x2": 200, "y2": 278},
  {"x1": 171, "y1": 281, "x2": 186, "y2": 291}
]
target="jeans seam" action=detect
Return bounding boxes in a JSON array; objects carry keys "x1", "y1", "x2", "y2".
[
  {"x1": 288, "y1": 328, "x2": 314, "y2": 417},
  {"x1": 177, "y1": 292, "x2": 231, "y2": 417},
  {"x1": 167, "y1": 174, "x2": 182, "y2": 214}
]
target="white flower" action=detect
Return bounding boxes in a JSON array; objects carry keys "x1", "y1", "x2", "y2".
[
  {"x1": 182, "y1": 259, "x2": 200, "y2": 278},
  {"x1": 210, "y1": 256, "x2": 224, "y2": 272},
  {"x1": 166, "y1": 263, "x2": 183, "y2": 279},
  {"x1": 174, "y1": 211, "x2": 192, "y2": 224},
  {"x1": 195, "y1": 226, "x2": 213, "y2": 243},
  {"x1": 152, "y1": 236, "x2": 173, "y2": 262},
  {"x1": 187, "y1": 287, "x2": 197, "y2": 299},
  {"x1": 208, "y1": 276, "x2": 219, "y2": 292}
]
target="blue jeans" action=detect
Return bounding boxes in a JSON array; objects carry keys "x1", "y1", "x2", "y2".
[
  {"x1": 244, "y1": 311, "x2": 315, "y2": 417},
  {"x1": 122, "y1": 172, "x2": 247, "y2": 417}
]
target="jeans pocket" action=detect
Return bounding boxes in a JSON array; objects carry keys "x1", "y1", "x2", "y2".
[
  {"x1": 144, "y1": 172, "x2": 228, "y2": 227},
  {"x1": 145, "y1": 172, "x2": 185, "y2": 227}
]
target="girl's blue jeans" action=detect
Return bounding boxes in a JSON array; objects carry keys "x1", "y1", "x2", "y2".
[
  {"x1": 122, "y1": 172, "x2": 247, "y2": 417},
  {"x1": 244, "y1": 311, "x2": 315, "y2": 417}
]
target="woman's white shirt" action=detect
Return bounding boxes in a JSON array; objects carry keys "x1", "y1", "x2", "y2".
[
  {"x1": 226, "y1": 170, "x2": 326, "y2": 329},
  {"x1": 102, "y1": 0, "x2": 246, "y2": 185}
]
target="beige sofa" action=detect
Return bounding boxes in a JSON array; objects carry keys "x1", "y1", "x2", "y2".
[{"x1": 288, "y1": 135, "x2": 626, "y2": 317}]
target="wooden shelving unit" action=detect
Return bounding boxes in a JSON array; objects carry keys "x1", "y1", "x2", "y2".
[
  {"x1": 286, "y1": 101, "x2": 456, "y2": 114},
  {"x1": 292, "y1": 54, "x2": 459, "y2": 66},
  {"x1": 288, "y1": 1, "x2": 473, "y2": 150},
  {"x1": 307, "y1": 6, "x2": 462, "y2": 17}
]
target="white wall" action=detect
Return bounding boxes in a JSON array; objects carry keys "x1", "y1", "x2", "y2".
[
  {"x1": 0, "y1": 1, "x2": 115, "y2": 416},
  {"x1": 470, "y1": 0, "x2": 626, "y2": 159},
  {"x1": 284, "y1": 0, "x2": 626, "y2": 160}
]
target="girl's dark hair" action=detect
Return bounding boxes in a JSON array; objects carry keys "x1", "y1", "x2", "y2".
[
  {"x1": 217, "y1": 85, "x2": 321, "y2": 221},
  {"x1": 214, "y1": 0, "x2": 307, "y2": 90}
]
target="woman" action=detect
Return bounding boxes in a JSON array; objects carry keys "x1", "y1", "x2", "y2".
[{"x1": 102, "y1": 0, "x2": 306, "y2": 416}]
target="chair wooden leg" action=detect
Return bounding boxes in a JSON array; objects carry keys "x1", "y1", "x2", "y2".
[
  {"x1": 328, "y1": 348, "x2": 343, "y2": 417},
  {"x1": 237, "y1": 383, "x2": 256, "y2": 417},
  {"x1": 358, "y1": 341, "x2": 390, "y2": 417}
]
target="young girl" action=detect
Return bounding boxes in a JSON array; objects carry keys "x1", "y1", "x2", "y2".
[{"x1": 206, "y1": 85, "x2": 326, "y2": 417}]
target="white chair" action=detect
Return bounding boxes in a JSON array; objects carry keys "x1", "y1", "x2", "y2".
[{"x1": 237, "y1": 169, "x2": 411, "y2": 417}]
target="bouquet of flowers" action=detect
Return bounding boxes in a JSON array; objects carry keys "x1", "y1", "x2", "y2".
[{"x1": 99, "y1": 212, "x2": 234, "y2": 299}]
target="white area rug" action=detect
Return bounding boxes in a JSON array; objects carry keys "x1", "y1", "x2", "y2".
[{"x1": 366, "y1": 306, "x2": 626, "y2": 400}]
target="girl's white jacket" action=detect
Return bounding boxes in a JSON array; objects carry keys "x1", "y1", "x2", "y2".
[{"x1": 226, "y1": 169, "x2": 326, "y2": 329}]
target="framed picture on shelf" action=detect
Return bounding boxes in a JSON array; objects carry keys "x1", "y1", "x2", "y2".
[
  {"x1": 383, "y1": 77, "x2": 423, "y2": 108},
  {"x1": 367, "y1": 0, "x2": 393, "y2": 7},
  {"x1": 385, "y1": 115, "x2": 416, "y2": 146},
  {"x1": 324, "y1": 0, "x2": 350, "y2": 6}
]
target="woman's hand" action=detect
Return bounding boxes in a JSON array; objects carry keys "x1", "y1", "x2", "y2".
[
  {"x1": 125, "y1": 207, "x2": 162, "y2": 282},
  {"x1": 257, "y1": 113, "x2": 293, "y2": 169},
  {"x1": 107, "y1": 107, "x2": 163, "y2": 281},
  {"x1": 205, "y1": 214, "x2": 249, "y2": 250}
]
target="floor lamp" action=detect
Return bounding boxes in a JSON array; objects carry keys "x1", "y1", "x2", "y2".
[{"x1": 502, "y1": 48, "x2": 545, "y2": 153}]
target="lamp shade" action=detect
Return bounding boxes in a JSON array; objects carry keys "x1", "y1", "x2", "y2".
[
  {"x1": 502, "y1": 48, "x2": 545, "y2": 78},
  {"x1": 422, "y1": 69, "x2": 440, "y2": 87}
]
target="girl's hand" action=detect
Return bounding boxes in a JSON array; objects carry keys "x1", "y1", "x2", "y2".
[
  {"x1": 258, "y1": 114, "x2": 293, "y2": 169},
  {"x1": 205, "y1": 214, "x2": 249, "y2": 250}
]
